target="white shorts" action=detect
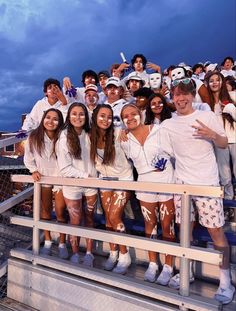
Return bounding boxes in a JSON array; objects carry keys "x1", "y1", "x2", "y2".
[
  {"x1": 63, "y1": 186, "x2": 98, "y2": 200},
  {"x1": 136, "y1": 171, "x2": 173, "y2": 203}
]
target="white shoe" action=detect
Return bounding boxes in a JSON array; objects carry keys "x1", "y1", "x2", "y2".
[
  {"x1": 83, "y1": 253, "x2": 94, "y2": 267},
  {"x1": 70, "y1": 253, "x2": 80, "y2": 264},
  {"x1": 144, "y1": 262, "x2": 158, "y2": 283},
  {"x1": 112, "y1": 252, "x2": 131, "y2": 274},
  {"x1": 215, "y1": 284, "x2": 235, "y2": 304},
  {"x1": 156, "y1": 264, "x2": 173, "y2": 286},
  {"x1": 168, "y1": 272, "x2": 195, "y2": 289},
  {"x1": 104, "y1": 250, "x2": 119, "y2": 271},
  {"x1": 58, "y1": 245, "x2": 69, "y2": 259}
]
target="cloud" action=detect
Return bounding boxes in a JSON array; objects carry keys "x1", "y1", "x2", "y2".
[{"x1": 0, "y1": 0, "x2": 235, "y2": 131}]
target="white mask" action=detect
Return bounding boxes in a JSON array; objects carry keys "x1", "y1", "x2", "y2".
[
  {"x1": 149, "y1": 73, "x2": 162, "y2": 89},
  {"x1": 171, "y1": 67, "x2": 185, "y2": 81}
]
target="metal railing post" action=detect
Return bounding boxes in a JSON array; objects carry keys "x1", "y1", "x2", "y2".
[
  {"x1": 32, "y1": 182, "x2": 41, "y2": 258},
  {"x1": 179, "y1": 193, "x2": 191, "y2": 311}
]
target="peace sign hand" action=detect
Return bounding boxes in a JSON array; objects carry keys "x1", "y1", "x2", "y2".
[{"x1": 192, "y1": 119, "x2": 217, "y2": 141}]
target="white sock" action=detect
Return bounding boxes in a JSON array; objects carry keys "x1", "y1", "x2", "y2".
[
  {"x1": 59, "y1": 243, "x2": 66, "y2": 248},
  {"x1": 44, "y1": 240, "x2": 52, "y2": 248},
  {"x1": 86, "y1": 251, "x2": 91, "y2": 255},
  {"x1": 219, "y1": 268, "x2": 231, "y2": 289}
]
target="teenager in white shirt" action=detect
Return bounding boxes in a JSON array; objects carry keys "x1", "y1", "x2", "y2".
[
  {"x1": 56, "y1": 102, "x2": 98, "y2": 267},
  {"x1": 22, "y1": 78, "x2": 68, "y2": 131},
  {"x1": 158, "y1": 78, "x2": 235, "y2": 304},
  {"x1": 90, "y1": 104, "x2": 133, "y2": 274},
  {"x1": 120, "y1": 104, "x2": 175, "y2": 284},
  {"x1": 205, "y1": 71, "x2": 235, "y2": 200},
  {"x1": 24, "y1": 108, "x2": 68, "y2": 259}
]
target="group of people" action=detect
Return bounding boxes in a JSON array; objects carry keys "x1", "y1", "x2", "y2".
[{"x1": 22, "y1": 53, "x2": 236, "y2": 304}]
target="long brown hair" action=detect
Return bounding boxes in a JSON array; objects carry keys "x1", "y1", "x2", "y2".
[
  {"x1": 90, "y1": 104, "x2": 115, "y2": 165},
  {"x1": 205, "y1": 71, "x2": 232, "y2": 111},
  {"x1": 29, "y1": 108, "x2": 64, "y2": 157},
  {"x1": 64, "y1": 102, "x2": 90, "y2": 159}
]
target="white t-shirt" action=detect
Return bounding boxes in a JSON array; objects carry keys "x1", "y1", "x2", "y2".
[
  {"x1": 104, "y1": 98, "x2": 127, "y2": 128},
  {"x1": 158, "y1": 110, "x2": 226, "y2": 185},
  {"x1": 22, "y1": 97, "x2": 69, "y2": 131}
]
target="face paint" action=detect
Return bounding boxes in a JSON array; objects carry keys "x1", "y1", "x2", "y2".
[
  {"x1": 52, "y1": 120, "x2": 59, "y2": 125},
  {"x1": 116, "y1": 222, "x2": 125, "y2": 233},
  {"x1": 151, "y1": 103, "x2": 163, "y2": 109},
  {"x1": 134, "y1": 114, "x2": 141, "y2": 126},
  {"x1": 171, "y1": 68, "x2": 185, "y2": 81},
  {"x1": 149, "y1": 73, "x2": 162, "y2": 89},
  {"x1": 98, "y1": 116, "x2": 112, "y2": 123},
  {"x1": 123, "y1": 118, "x2": 128, "y2": 127},
  {"x1": 159, "y1": 203, "x2": 169, "y2": 221},
  {"x1": 113, "y1": 191, "x2": 127, "y2": 207},
  {"x1": 169, "y1": 220, "x2": 175, "y2": 236},
  {"x1": 141, "y1": 206, "x2": 151, "y2": 222},
  {"x1": 150, "y1": 225, "x2": 157, "y2": 239}
]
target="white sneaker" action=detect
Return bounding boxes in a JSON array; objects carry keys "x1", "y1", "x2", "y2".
[
  {"x1": 83, "y1": 253, "x2": 94, "y2": 267},
  {"x1": 112, "y1": 252, "x2": 131, "y2": 274},
  {"x1": 104, "y1": 250, "x2": 119, "y2": 271},
  {"x1": 58, "y1": 245, "x2": 69, "y2": 259},
  {"x1": 144, "y1": 262, "x2": 158, "y2": 283},
  {"x1": 70, "y1": 253, "x2": 80, "y2": 264},
  {"x1": 156, "y1": 264, "x2": 173, "y2": 286},
  {"x1": 215, "y1": 284, "x2": 235, "y2": 304},
  {"x1": 168, "y1": 272, "x2": 195, "y2": 289}
]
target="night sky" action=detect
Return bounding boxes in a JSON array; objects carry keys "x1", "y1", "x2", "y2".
[{"x1": 0, "y1": 0, "x2": 235, "y2": 131}]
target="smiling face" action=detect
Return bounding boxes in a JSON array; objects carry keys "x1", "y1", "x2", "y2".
[
  {"x1": 43, "y1": 110, "x2": 59, "y2": 132},
  {"x1": 85, "y1": 90, "x2": 99, "y2": 110},
  {"x1": 97, "y1": 107, "x2": 113, "y2": 130},
  {"x1": 149, "y1": 73, "x2": 162, "y2": 89},
  {"x1": 150, "y1": 96, "x2": 164, "y2": 116},
  {"x1": 172, "y1": 87, "x2": 194, "y2": 116},
  {"x1": 69, "y1": 106, "x2": 86, "y2": 129},
  {"x1": 121, "y1": 105, "x2": 141, "y2": 130},
  {"x1": 208, "y1": 74, "x2": 223, "y2": 93},
  {"x1": 171, "y1": 68, "x2": 185, "y2": 81}
]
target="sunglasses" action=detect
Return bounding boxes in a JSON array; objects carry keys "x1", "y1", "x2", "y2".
[{"x1": 171, "y1": 78, "x2": 192, "y2": 87}]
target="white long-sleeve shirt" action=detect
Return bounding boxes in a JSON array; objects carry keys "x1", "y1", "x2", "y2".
[
  {"x1": 24, "y1": 133, "x2": 58, "y2": 176},
  {"x1": 56, "y1": 129, "x2": 97, "y2": 199},
  {"x1": 22, "y1": 97, "x2": 69, "y2": 131},
  {"x1": 121, "y1": 125, "x2": 174, "y2": 183}
]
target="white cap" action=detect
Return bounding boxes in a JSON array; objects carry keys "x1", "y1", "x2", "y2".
[
  {"x1": 85, "y1": 84, "x2": 98, "y2": 93},
  {"x1": 126, "y1": 72, "x2": 145, "y2": 85},
  {"x1": 105, "y1": 77, "x2": 121, "y2": 88},
  {"x1": 206, "y1": 63, "x2": 218, "y2": 72},
  {"x1": 223, "y1": 103, "x2": 236, "y2": 120}
]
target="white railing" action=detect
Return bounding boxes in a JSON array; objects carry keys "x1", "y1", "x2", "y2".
[{"x1": 10, "y1": 174, "x2": 223, "y2": 311}]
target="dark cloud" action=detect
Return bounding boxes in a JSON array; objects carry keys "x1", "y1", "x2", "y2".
[{"x1": 0, "y1": 0, "x2": 235, "y2": 131}]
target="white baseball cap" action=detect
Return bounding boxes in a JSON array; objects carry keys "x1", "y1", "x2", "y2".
[
  {"x1": 85, "y1": 84, "x2": 98, "y2": 93},
  {"x1": 105, "y1": 77, "x2": 122, "y2": 88}
]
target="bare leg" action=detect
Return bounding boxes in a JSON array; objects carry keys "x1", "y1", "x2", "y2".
[
  {"x1": 85, "y1": 194, "x2": 97, "y2": 253},
  {"x1": 54, "y1": 189, "x2": 67, "y2": 244},
  {"x1": 41, "y1": 186, "x2": 53, "y2": 241},
  {"x1": 158, "y1": 199, "x2": 175, "y2": 267},
  {"x1": 64, "y1": 197, "x2": 82, "y2": 254},
  {"x1": 140, "y1": 200, "x2": 158, "y2": 263}
]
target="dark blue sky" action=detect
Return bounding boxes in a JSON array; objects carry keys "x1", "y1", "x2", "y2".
[{"x1": 0, "y1": 0, "x2": 235, "y2": 131}]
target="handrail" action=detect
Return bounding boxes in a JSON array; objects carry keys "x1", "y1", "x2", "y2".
[
  {"x1": 10, "y1": 174, "x2": 223, "y2": 310},
  {"x1": 11, "y1": 175, "x2": 223, "y2": 197},
  {"x1": 0, "y1": 135, "x2": 27, "y2": 149}
]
